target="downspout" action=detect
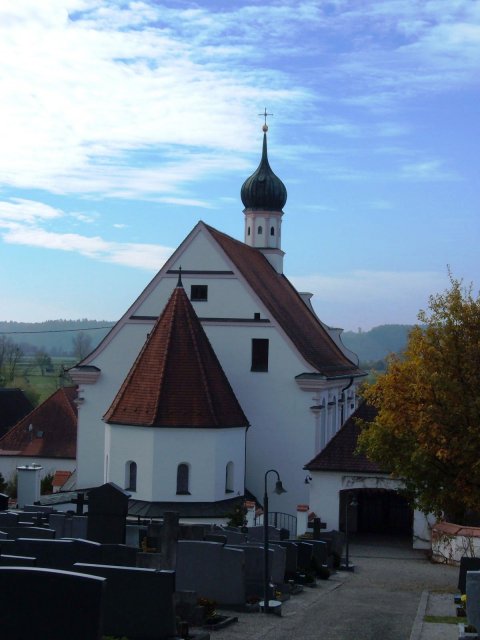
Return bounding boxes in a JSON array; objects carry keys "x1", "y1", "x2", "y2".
[{"x1": 340, "y1": 377, "x2": 354, "y2": 425}]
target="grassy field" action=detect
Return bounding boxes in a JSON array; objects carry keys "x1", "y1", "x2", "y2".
[{"x1": 9, "y1": 356, "x2": 78, "y2": 405}]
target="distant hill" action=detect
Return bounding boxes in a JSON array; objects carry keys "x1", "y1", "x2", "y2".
[
  {"x1": 341, "y1": 324, "x2": 414, "y2": 363},
  {"x1": 1, "y1": 319, "x2": 414, "y2": 363},
  {"x1": 0, "y1": 320, "x2": 116, "y2": 355}
]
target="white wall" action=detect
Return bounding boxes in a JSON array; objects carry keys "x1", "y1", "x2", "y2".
[
  {"x1": 107, "y1": 425, "x2": 246, "y2": 503},
  {"x1": 0, "y1": 456, "x2": 75, "y2": 487}
]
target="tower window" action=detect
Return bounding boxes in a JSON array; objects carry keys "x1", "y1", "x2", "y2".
[
  {"x1": 251, "y1": 338, "x2": 269, "y2": 372},
  {"x1": 225, "y1": 461, "x2": 234, "y2": 493},
  {"x1": 270, "y1": 226, "x2": 275, "y2": 236},
  {"x1": 190, "y1": 285, "x2": 208, "y2": 301},
  {"x1": 247, "y1": 226, "x2": 251, "y2": 236},
  {"x1": 125, "y1": 461, "x2": 137, "y2": 491},
  {"x1": 176, "y1": 463, "x2": 190, "y2": 495},
  {"x1": 257, "y1": 226, "x2": 263, "y2": 235}
]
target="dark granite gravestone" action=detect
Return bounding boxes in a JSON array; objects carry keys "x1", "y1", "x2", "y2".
[
  {"x1": 0, "y1": 526, "x2": 56, "y2": 540},
  {"x1": 13, "y1": 538, "x2": 77, "y2": 569},
  {"x1": 247, "y1": 525, "x2": 280, "y2": 543},
  {"x1": 458, "y1": 557, "x2": 480, "y2": 594},
  {"x1": 276, "y1": 541, "x2": 298, "y2": 577},
  {"x1": 0, "y1": 531, "x2": 7, "y2": 539},
  {"x1": 49, "y1": 513, "x2": 87, "y2": 539},
  {"x1": 0, "y1": 566, "x2": 105, "y2": 640},
  {"x1": 74, "y1": 563, "x2": 176, "y2": 639},
  {"x1": 0, "y1": 493, "x2": 8, "y2": 511},
  {"x1": 205, "y1": 534, "x2": 227, "y2": 544},
  {"x1": 87, "y1": 482, "x2": 129, "y2": 544},
  {"x1": 100, "y1": 543, "x2": 138, "y2": 566},
  {"x1": 289, "y1": 540, "x2": 313, "y2": 570},
  {"x1": 0, "y1": 512, "x2": 19, "y2": 527},
  {"x1": 176, "y1": 540, "x2": 246, "y2": 605},
  {"x1": 0, "y1": 554, "x2": 36, "y2": 566}
]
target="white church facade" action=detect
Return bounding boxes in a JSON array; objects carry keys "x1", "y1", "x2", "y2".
[{"x1": 70, "y1": 124, "x2": 365, "y2": 519}]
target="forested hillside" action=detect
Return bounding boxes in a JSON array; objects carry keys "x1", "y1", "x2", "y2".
[{"x1": 341, "y1": 324, "x2": 414, "y2": 363}]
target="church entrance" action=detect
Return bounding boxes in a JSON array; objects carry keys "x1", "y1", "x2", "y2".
[{"x1": 339, "y1": 488, "x2": 413, "y2": 536}]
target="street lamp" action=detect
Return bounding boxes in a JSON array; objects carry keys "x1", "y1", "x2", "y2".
[
  {"x1": 263, "y1": 469, "x2": 287, "y2": 614},
  {"x1": 341, "y1": 491, "x2": 358, "y2": 572}
]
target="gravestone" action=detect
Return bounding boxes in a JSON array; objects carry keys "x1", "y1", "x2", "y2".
[
  {"x1": 49, "y1": 513, "x2": 88, "y2": 538},
  {"x1": 87, "y1": 482, "x2": 129, "y2": 544},
  {"x1": 0, "y1": 526, "x2": 56, "y2": 540},
  {"x1": 286, "y1": 540, "x2": 313, "y2": 570},
  {"x1": 205, "y1": 534, "x2": 227, "y2": 544},
  {"x1": 277, "y1": 541, "x2": 298, "y2": 577},
  {"x1": 74, "y1": 563, "x2": 176, "y2": 639},
  {"x1": 223, "y1": 529, "x2": 247, "y2": 545},
  {"x1": 227, "y1": 544, "x2": 271, "y2": 597},
  {"x1": 466, "y1": 570, "x2": 480, "y2": 632},
  {"x1": 0, "y1": 566, "x2": 105, "y2": 640},
  {"x1": 14, "y1": 538, "x2": 77, "y2": 569},
  {"x1": 176, "y1": 540, "x2": 246, "y2": 605},
  {"x1": 247, "y1": 525, "x2": 280, "y2": 543},
  {"x1": 458, "y1": 557, "x2": 480, "y2": 594},
  {"x1": 0, "y1": 493, "x2": 8, "y2": 510},
  {"x1": 0, "y1": 554, "x2": 36, "y2": 566},
  {"x1": 0, "y1": 512, "x2": 19, "y2": 527},
  {"x1": 100, "y1": 543, "x2": 137, "y2": 566}
]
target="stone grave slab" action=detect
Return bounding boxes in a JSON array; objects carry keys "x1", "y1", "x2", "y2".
[
  {"x1": 0, "y1": 554, "x2": 36, "y2": 566},
  {"x1": 87, "y1": 482, "x2": 129, "y2": 544},
  {"x1": 74, "y1": 563, "x2": 176, "y2": 639},
  {"x1": 466, "y1": 570, "x2": 480, "y2": 632},
  {"x1": 459, "y1": 557, "x2": 480, "y2": 594},
  {"x1": 176, "y1": 540, "x2": 246, "y2": 605},
  {"x1": 0, "y1": 512, "x2": 19, "y2": 527},
  {"x1": 276, "y1": 541, "x2": 298, "y2": 577},
  {"x1": 0, "y1": 566, "x2": 105, "y2": 640},
  {"x1": 0, "y1": 526, "x2": 56, "y2": 540},
  {"x1": 247, "y1": 525, "x2": 280, "y2": 543},
  {"x1": 14, "y1": 538, "x2": 77, "y2": 569}
]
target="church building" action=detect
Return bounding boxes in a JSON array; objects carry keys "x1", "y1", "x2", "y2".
[{"x1": 70, "y1": 122, "x2": 365, "y2": 519}]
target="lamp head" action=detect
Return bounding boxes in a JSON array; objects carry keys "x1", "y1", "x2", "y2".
[{"x1": 274, "y1": 480, "x2": 287, "y2": 495}]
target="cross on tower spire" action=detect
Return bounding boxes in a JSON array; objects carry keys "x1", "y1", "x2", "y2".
[{"x1": 258, "y1": 107, "x2": 273, "y2": 131}]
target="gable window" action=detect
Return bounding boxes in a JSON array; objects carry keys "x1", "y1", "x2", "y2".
[
  {"x1": 270, "y1": 226, "x2": 275, "y2": 236},
  {"x1": 176, "y1": 463, "x2": 190, "y2": 495},
  {"x1": 225, "y1": 461, "x2": 234, "y2": 493},
  {"x1": 251, "y1": 338, "x2": 269, "y2": 372},
  {"x1": 125, "y1": 461, "x2": 137, "y2": 491},
  {"x1": 257, "y1": 225, "x2": 263, "y2": 235},
  {"x1": 190, "y1": 285, "x2": 208, "y2": 301}
]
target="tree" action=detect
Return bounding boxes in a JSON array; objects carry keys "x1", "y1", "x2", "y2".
[
  {"x1": 34, "y1": 350, "x2": 53, "y2": 376},
  {"x1": 0, "y1": 336, "x2": 22, "y2": 384},
  {"x1": 71, "y1": 331, "x2": 93, "y2": 361},
  {"x1": 358, "y1": 275, "x2": 480, "y2": 523}
]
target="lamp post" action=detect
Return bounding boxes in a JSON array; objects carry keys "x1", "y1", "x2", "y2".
[
  {"x1": 342, "y1": 491, "x2": 358, "y2": 572},
  {"x1": 263, "y1": 469, "x2": 287, "y2": 613}
]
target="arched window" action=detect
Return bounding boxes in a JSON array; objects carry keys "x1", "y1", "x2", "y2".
[
  {"x1": 125, "y1": 461, "x2": 137, "y2": 491},
  {"x1": 225, "y1": 461, "x2": 234, "y2": 493},
  {"x1": 247, "y1": 226, "x2": 251, "y2": 236},
  {"x1": 176, "y1": 463, "x2": 190, "y2": 495},
  {"x1": 270, "y1": 226, "x2": 275, "y2": 236},
  {"x1": 257, "y1": 225, "x2": 263, "y2": 235}
]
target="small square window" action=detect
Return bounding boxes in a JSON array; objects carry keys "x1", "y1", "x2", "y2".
[
  {"x1": 251, "y1": 338, "x2": 269, "y2": 372},
  {"x1": 190, "y1": 285, "x2": 208, "y2": 301}
]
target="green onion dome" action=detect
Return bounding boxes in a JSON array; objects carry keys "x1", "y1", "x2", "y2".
[{"x1": 241, "y1": 127, "x2": 287, "y2": 211}]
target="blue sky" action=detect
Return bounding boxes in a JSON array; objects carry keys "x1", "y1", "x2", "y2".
[{"x1": 0, "y1": 0, "x2": 478, "y2": 331}]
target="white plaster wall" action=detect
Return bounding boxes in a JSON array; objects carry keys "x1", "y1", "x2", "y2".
[
  {"x1": 0, "y1": 456, "x2": 75, "y2": 486},
  {"x1": 308, "y1": 472, "x2": 343, "y2": 529},
  {"x1": 107, "y1": 425, "x2": 245, "y2": 503}
]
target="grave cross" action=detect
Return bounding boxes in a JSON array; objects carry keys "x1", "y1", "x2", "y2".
[{"x1": 71, "y1": 491, "x2": 88, "y2": 516}]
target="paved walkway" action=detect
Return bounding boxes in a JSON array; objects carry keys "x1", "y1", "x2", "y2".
[{"x1": 210, "y1": 536, "x2": 459, "y2": 640}]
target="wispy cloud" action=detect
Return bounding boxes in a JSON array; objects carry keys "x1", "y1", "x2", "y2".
[{"x1": 0, "y1": 198, "x2": 172, "y2": 269}]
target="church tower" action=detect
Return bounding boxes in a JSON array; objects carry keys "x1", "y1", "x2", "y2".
[{"x1": 240, "y1": 119, "x2": 287, "y2": 274}]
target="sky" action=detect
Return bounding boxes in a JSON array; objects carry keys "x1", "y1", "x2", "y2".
[{"x1": 0, "y1": 0, "x2": 478, "y2": 332}]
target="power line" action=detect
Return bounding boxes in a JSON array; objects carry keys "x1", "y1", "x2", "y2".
[{"x1": 0, "y1": 326, "x2": 115, "y2": 336}]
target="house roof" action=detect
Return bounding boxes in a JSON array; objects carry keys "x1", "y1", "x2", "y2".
[
  {"x1": 0, "y1": 387, "x2": 77, "y2": 459},
  {"x1": 0, "y1": 388, "x2": 34, "y2": 438},
  {"x1": 52, "y1": 470, "x2": 73, "y2": 489},
  {"x1": 304, "y1": 402, "x2": 388, "y2": 473},
  {"x1": 204, "y1": 224, "x2": 364, "y2": 379},
  {"x1": 104, "y1": 282, "x2": 250, "y2": 429}
]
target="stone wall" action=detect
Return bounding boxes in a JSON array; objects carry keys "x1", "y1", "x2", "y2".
[{"x1": 431, "y1": 521, "x2": 480, "y2": 564}]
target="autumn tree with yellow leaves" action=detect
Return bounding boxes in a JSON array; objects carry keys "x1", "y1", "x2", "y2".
[{"x1": 358, "y1": 275, "x2": 480, "y2": 524}]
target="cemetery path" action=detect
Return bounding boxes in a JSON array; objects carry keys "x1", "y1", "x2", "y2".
[{"x1": 212, "y1": 535, "x2": 458, "y2": 640}]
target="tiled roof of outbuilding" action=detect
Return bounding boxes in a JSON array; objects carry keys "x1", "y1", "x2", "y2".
[
  {"x1": 205, "y1": 224, "x2": 364, "y2": 379},
  {"x1": 104, "y1": 282, "x2": 249, "y2": 429},
  {"x1": 0, "y1": 388, "x2": 34, "y2": 438},
  {"x1": 0, "y1": 387, "x2": 77, "y2": 458},
  {"x1": 304, "y1": 402, "x2": 388, "y2": 473}
]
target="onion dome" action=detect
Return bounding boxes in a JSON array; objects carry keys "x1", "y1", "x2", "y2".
[{"x1": 241, "y1": 125, "x2": 287, "y2": 211}]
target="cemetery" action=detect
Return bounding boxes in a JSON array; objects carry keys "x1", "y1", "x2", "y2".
[{"x1": 0, "y1": 479, "x2": 345, "y2": 640}]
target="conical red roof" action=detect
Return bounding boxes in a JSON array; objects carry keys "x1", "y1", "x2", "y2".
[{"x1": 104, "y1": 283, "x2": 249, "y2": 428}]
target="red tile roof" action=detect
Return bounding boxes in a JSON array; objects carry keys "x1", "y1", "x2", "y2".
[
  {"x1": 104, "y1": 283, "x2": 249, "y2": 428},
  {"x1": 205, "y1": 224, "x2": 363, "y2": 379},
  {"x1": 0, "y1": 388, "x2": 34, "y2": 438},
  {"x1": 52, "y1": 470, "x2": 73, "y2": 488},
  {"x1": 304, "y1": 402, "x2": 388, "y2": 473},
  {"x1": 0, "y1": 387, "x2": 77, "y2": 458}
]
